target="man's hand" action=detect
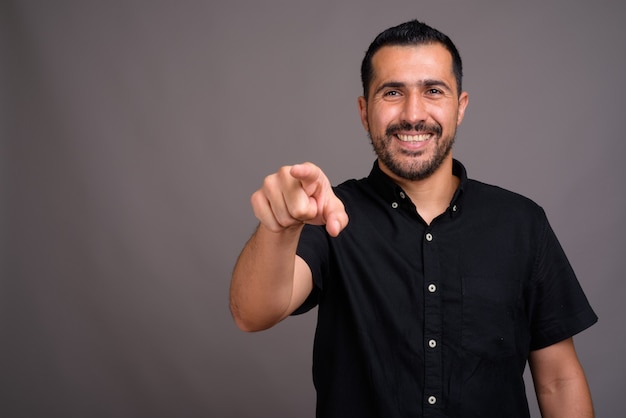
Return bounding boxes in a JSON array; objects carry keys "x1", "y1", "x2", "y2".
[
  {"x1": 250, "y1": 162, "x2": 349, "y2": 237},
  {"x1": 230, "y1": 162, "x2": 345, "y2": 331}
]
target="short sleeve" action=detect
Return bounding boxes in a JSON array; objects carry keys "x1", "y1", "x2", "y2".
[
  {"x1": 528, "y1": 215, "x2": 598, "y2": 350},
  {"x1": 292, "y1": 224, "x2": 329, "y2": 315}
]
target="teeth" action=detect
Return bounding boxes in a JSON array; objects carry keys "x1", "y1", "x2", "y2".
[{"x1": 397, "y1": 134, "x2": 431, "y2": 142}]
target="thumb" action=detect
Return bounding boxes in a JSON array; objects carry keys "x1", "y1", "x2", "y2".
[{"x1": 323, "y1": 195, "x2": 349, "y2": 237}]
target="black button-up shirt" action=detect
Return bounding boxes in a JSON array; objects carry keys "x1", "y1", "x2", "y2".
[{"x1": 296, "y1": 159, "x2": 597, "y2": 418}]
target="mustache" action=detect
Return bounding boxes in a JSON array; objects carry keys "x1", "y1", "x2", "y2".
[{"x1": 385, "y1": 121, "x2": 442, "y2": 137}]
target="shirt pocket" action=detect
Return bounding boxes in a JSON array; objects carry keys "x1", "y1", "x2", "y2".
[{"x1": 462, "y1": 275, "x2": 517, "y2": 359}]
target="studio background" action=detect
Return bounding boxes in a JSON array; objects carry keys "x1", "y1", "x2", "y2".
[{"x1": 2, "y1": 1, "x2": 624, "y2": 417}]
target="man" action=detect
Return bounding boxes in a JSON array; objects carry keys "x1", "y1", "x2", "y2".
[{"x1": 230, "y1": 20, "x2": 597, "y2": 417}]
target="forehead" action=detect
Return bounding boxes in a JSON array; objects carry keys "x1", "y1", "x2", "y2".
[{"x1": 370, "y1": 43, "x2": 456, "y2": 89}]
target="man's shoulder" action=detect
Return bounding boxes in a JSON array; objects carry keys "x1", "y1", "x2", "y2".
[
  {"x1": 465, "y1": 178, "x2": 545, "y2": 219},
  {"x1": 332, "y1": 176, "x2": 372, "y2": 197}
]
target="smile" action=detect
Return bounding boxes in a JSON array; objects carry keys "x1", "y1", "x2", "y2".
[{"x1": 396, "y1": 133, "x2": 432, "y2": 142}]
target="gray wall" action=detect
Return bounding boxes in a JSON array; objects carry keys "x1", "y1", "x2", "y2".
[{"x1": 2, "y1": 1, "x2": 624, "y2": 417}]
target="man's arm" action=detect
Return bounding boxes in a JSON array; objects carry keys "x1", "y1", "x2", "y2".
[
  {"x1": 230, "y1": 224, "x2": 313, "y2": 332},
  {"x1": 529, "y1": 337, "x2": 594, "y2": 418},
  {"x1": 229, "y1": 163, "x2": 348, "y2": 332}
]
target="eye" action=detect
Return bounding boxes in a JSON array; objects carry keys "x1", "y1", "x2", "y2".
[
  {"x1": 426, "y1": 88, "x2": 442, "y2": 95},
  {"x1": 383, "y1": 90, "x2": 400, "y2": 97}
]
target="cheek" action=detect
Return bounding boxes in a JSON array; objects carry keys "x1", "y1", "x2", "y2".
[
  {"x1": 432, "y1": 108, "x2": 459, "y2": 129},
  {"x1": 369, "y1": 107, "x2": 397, "y2": 130}
]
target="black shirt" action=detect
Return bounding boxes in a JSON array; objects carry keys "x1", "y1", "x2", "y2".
[{"x1": 295, "y1": 160, "x2": 597, "y2": 418}]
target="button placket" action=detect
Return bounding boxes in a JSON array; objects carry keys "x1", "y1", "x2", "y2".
[{"x1": 423, "y1": 225, "x2": 442, "y2": 412}]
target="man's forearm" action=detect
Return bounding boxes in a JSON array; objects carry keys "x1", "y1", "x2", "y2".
[
  {"x1": 229, "y1": 223, "x2": 304, "y2": 332},
  {"x1": 535, "y1": 374, "x2": 594, "y2": 418}
]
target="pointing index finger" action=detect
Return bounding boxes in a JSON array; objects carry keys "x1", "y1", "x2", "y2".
[
  {"x1": 290, "y1": 162, "x2": 349, "y2": 236},
  {"x1": 289, "y1": 163, "x2": 324, "y2": 195}
]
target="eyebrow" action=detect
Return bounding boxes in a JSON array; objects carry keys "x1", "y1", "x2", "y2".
[{"x1": 373, "y1": 79, "x2": 452, "y2": 96}]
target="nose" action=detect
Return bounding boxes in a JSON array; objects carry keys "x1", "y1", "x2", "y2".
[{"x1": 400, "y1": 93, "x2": 427, "y2": 125}]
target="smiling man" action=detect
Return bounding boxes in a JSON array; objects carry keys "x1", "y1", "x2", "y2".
[{"x1": 230, "y1": 20, "x2": 597, "y2": 418}]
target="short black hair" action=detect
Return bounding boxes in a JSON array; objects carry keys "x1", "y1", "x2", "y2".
[{"x1": 360, "y1": 20, "x2": 463, "y2": 98}]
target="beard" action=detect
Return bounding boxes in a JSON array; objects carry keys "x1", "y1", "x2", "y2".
[{"x1": 369, "y1": 121, "x2": 456, "y2": 181}]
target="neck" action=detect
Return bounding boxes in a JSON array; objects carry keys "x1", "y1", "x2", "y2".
[{"x1": 381, "y1": 157, "x2": 458, "y2": 225}]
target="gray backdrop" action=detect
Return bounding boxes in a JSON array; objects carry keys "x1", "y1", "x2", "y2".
[{"x1": 2, "y1": 1, "x2": 624, "y2": 417}]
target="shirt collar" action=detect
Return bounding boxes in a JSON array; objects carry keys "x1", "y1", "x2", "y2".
[{"x1": 366, "y1": 159, "x2": 468, "y2": 217}]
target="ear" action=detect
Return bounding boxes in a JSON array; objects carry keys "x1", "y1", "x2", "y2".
[
  {"x1": 357, "y1": 96, "x2": 369, "y2": 132},
  {"x1": 456, "y1": 91, "x2": 469, "y2": 126}
]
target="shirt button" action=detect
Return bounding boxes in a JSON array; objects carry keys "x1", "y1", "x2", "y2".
[
  {"x1": 428, "y1": 396, "x2": 437, "y2": 405},
  {"x1": 391, "y1": 202, "x2": 398, "y2": 209},
  {"x1": 452, "y1": 204, "x2": 457, "y2": 212},
  {"x1": 428, "y1": 284, "x2": 437, "y2": 293},
  {"x1": 428, "y1": 339, "x2": 437, "y2": 348},
  {"x1": 425, "y1": 233, "x2": 433, "y2": 241},
  {"x1": 399, "y1": 191, "x2": 406, "y2": 199}
]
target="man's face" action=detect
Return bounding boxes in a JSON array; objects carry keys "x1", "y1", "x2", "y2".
[{"x1": 358, "y1": 44, "x2": 469, "y2": 181}]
